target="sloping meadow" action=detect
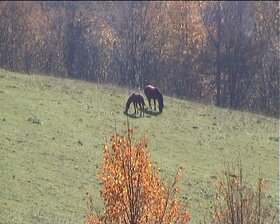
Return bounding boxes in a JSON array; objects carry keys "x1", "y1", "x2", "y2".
[{"x1": 0, "y1": 69, "x2": 278, "y2": 223}]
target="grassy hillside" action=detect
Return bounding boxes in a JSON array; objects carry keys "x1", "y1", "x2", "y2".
[{"x1": 0, "y1": 69, "x2": 278, "y2": 223}]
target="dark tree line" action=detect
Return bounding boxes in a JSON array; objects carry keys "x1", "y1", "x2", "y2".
[{"x1": 0, "y1": 1, "x2": 278, "y2": 117}]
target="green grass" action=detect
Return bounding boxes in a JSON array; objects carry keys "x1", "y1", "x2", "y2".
[{"x1": 0, "y1": 69, "x2": 278, "y2": 223}]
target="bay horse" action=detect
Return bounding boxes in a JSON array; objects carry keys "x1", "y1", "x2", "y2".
[
  {"x1": 125, "y1": 93, "x2": 145, "y2": 116},
  {"x1": 144, "y1": 85, "x2": 164, "y2": 113}
]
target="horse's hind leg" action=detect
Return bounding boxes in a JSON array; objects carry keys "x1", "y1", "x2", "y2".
[
  {"x1": 148, "y1": 98, "x2": 152, "y2": 109},
  {"x1": 140, "y1": 104, "x2": 144, "y2": 116},
  {"x1": 136, "y1": 103, "x2": 140, "y2": 114}
]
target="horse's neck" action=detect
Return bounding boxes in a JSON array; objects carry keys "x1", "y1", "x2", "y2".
[{"x1": 128, "y1": 97, "x2": 134, "y2": 105}]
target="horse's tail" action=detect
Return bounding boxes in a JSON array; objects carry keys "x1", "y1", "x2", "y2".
[
  {"x1": 140, "y1": 95, "x2": 146, "y2": 106},
  {"x1": 159, "y1": 92, "x2": 164, "y2": 107}
]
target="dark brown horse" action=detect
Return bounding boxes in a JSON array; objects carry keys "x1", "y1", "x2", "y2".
[
  {"x1": 144, "y1": 85, "x2": 164, "y2": 113},
  {"x1": 125, "y1": 93, "x2": 145, "y2": 116}
]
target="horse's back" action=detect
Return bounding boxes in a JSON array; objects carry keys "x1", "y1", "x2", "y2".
[
  {"x1": 145, "y1": 85, "x2": 162, "y2": 97},
  {"x1": 144, "y1": 85, "x2": 155, "y2": 91},
  {"x1": 134, "y1": 93, "x2": 144, "y2": 103},
  {"x1": 144, "y1": 85, "x2": 155, "y2": 96}
]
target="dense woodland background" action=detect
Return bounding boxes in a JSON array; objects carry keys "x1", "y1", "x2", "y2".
[{"x1": 0, "y1": 1, "x2": 278, "y2": 117}]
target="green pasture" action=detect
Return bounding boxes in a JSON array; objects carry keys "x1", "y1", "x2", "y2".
[{"x1": 0, "y1": 69, "x2": 278, "y2": 223}]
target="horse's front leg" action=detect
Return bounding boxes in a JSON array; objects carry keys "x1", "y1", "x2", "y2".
[
  {"x1": 133, "y1": 102, "x2": 137, "y2": 114},
  {"x1": 154, "y1": 99, "x2": 156, "y2": 111}
]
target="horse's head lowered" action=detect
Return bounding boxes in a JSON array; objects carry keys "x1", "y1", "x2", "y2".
[
  {"x1": 125, "y1": 93, "x2": 135, "y2": 113},
  {"x1": 157, "y1": 92, "x2": 164, "y2": 113}
]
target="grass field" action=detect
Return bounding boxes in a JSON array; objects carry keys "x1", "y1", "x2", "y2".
[{"x1": 0, "y1": 69, "x2": 279, "y2": 223}]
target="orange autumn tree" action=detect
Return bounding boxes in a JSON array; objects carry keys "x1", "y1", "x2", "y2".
[{"x1": 85, "y1": 125, "x2": 191, "y2": 224}]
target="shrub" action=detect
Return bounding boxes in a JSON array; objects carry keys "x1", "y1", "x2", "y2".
[
  {"x1": 209, "y1": 162, "x2": 277, "y2": 224},
  {"x1": 85, "y1": 125, "x2": 191, "y2": 224}
]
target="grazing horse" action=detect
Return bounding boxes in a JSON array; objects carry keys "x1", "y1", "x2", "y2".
[
  {"x1": 125, "y1": 93, "x2": 145, "y2": 116},
  {"x1": 144, "y1": 85, "x2": 164, "y2": 113}
]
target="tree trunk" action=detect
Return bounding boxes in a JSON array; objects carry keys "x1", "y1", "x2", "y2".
[{"x1": 215, "y1": 2, "x2": 222, "y2": 107}]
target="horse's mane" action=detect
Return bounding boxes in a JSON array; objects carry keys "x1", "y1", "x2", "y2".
[{"x1": 125, "y1": 93, "x2": 135, "y2": 112}]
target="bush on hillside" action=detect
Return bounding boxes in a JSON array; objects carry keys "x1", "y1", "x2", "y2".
[
  {"x1": 85, "y1": 125, "x2": 191, "y2": 224},
  {"x1": 208, "y1": 162, "x2": 278, "y2": 224},
  {"x1": 85, "y1": 124, "x2": 277, "y2": 224}
]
